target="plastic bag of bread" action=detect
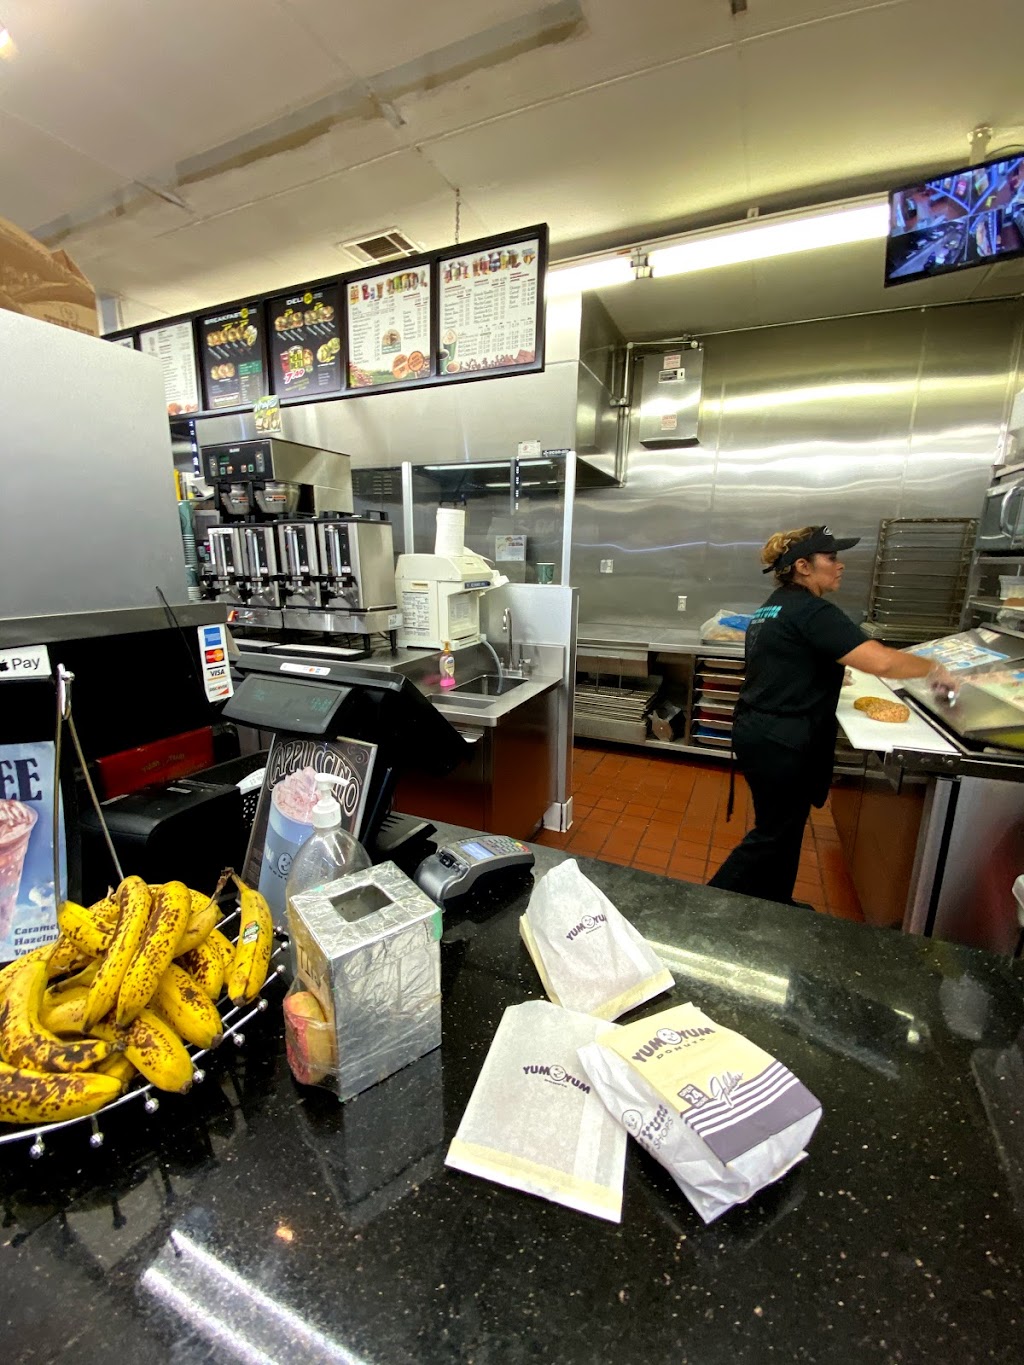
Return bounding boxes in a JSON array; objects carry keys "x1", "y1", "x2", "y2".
[
  {"x1": 700, "y1": 610, "x2": 753, "y2": 643},
  {"x1": 0, "y1": 215, "x2": 98, "y2": 335}
]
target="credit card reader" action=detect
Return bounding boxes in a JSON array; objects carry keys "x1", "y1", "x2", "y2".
[{"x1": 414, "y1": 835, "x2": 535, "y2": 905}]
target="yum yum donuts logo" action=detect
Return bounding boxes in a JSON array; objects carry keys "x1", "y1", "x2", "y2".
[
  {"x1": 630, "y1": 1024, "x2": 714, "y2": 1064},
  {"x1": 522, "y1": 1063, "x2": 591, "y2": 1094},
  {"x1": 566, "y1": 913, "x2": 607, "y2": 942}
]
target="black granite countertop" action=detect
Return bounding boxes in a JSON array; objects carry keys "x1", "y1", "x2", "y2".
[{"x1": 2, "y1": 835, "x2": 1023, "y2": 1364}]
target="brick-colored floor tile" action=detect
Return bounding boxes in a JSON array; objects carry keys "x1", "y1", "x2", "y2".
[
  {"x1": 634, "y1": 857, "x2": 671, "y2": 876},
  {"x1": 634, "y1": 845, "x2": 671, "y2": 871},
  {"x1": 618, "y1": 814, "x2": 648, "y2": 834},
  {"x1": 673, "y1": 838, "x2": 710, "y2": 861},
  {"x1": 600, "y1": 849, "x2": 633, "y2": 867},
  {"x1": 602, "y1": 832, "x2": 642, "y2": 859},
  {"x1": 667, "y1": 852, "x2": 708, "y2": 880},
  {"x1": 641, "y1": 823, "x2": 678, "y2": 852}
]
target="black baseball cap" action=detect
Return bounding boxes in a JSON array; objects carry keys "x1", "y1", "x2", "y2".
[{"x1": 763, "y1": 525, "x2": 860, "y2": 575}]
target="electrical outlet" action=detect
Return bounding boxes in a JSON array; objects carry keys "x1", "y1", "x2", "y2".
[
  {"x1": 677, "y1": 595, "x2": 687, "y2": 612},
  {"x1": 600, "y1": 559, "x2": 614, "y2": 574}
]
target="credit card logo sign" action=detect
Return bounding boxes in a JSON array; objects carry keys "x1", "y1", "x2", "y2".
[
  {"x1": 205, "y1": 648, "x2": 225, "y2": 664},
  {"x1": 203, "y1": 627, "x2": 222, "y2": 646}
]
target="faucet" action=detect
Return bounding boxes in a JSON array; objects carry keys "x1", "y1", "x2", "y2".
[{"x1": 502, "y1": 607, "x2": 518, "y2": 672}]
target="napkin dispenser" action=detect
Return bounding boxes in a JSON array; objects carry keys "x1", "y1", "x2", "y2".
[{"x1": 287, "y1": 862, "x2": 442, "y2": 1101}]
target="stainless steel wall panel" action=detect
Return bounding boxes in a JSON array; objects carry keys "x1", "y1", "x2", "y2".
[{"x1": 573, "y1": 299, "x2": 1024, "y2": 634}]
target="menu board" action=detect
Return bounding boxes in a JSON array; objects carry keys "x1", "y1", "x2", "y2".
[
  {"x1": 200, "y1": 303, "x2": 267, "y2": 410},
  {"x1": 438, "y1": 237, "x2": 540, "y2": 377},
  {"x1": 139, "y1": 320, "x2": 200, "y2": 416},
  {"x1": 112, "y1": 335, "x2": 135, "y2": 349},
  {"x1": 268, "y1": 287, "x2": 342, "y2": 398},
  {"x1": 346, "y1": 265, "x2": 431, "y2": 388}
]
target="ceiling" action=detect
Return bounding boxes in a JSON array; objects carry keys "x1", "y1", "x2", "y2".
[{"x1": 1, "y1": 0, "x2": 1022, "y2": 330}]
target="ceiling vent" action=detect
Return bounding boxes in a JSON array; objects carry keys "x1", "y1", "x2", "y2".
[{"x1": 334, "y1": 229, "x2": 420, "y2": 269}]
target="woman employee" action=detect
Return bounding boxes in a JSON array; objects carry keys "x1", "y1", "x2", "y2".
[{"x1": 708, "y1": 524, "x2": 956, "y2": 907}]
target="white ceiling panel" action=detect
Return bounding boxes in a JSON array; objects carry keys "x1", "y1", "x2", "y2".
[
  {"x1": 0, "y1": 0, "x2": 349, "y2": 176},
  {"x1": 424, "y1": 48, "x2": 747, "y2": 243},
  {"x1": 282, "y1": 0, "x2": 550, "y2": 77},
  {"x1": 0, "y1": 112, "x2": 127, "y2": 228}
]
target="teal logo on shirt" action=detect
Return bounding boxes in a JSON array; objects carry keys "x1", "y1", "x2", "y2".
[{"x1": 751, "y1": 605, "x2": 781, "y2": 623}]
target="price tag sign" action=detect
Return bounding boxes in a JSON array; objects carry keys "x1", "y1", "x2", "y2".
[{"x1": 253, "y1": 394, "x2": 283, "y2": 435}]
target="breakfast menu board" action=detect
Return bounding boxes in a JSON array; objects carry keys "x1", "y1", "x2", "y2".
[
  {"x1": 269, "y1": 287, "x2": 343, "y2": 398},
  {"x1": 438, "y1": 237, "x2": 540, "y2": 376},
  {"x1": 139, "y1": 320, "x2": 200, "y2": 416},
  {"x1": 200, "y1": 303, "x2": 268, "y2": 410},
  {"x1": 346, "y1": 266, "x2": 431, "y2": 388}
]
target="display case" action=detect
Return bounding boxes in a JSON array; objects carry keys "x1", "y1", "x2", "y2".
[{"x1": 903, "y1": 625, "x2": 1024, "y2": 750}]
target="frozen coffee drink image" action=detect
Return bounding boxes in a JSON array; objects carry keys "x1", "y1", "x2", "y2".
[{"x1": 0, "y1": 800, "x2": 38, "y2": 937}]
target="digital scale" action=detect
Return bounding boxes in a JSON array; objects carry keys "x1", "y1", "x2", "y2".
[{"x1": 414, "y1": 835, "x2": 535, "y2": 904}]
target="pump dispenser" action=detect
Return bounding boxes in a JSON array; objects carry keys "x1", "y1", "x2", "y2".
[{"x1": 284, "y1": 775, "x2": 372, "y2": 929}]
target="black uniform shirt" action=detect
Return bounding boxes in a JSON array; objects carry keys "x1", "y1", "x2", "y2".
[{"x1": 738, "y1": 584, "x2": 867, "y2": 751}]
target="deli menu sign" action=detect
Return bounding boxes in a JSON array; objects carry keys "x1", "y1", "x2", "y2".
[{"x1": 109, "y1": 224, "x2": 548, "y2": 417}]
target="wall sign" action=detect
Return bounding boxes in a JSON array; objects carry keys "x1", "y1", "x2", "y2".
[
  {"x1": 200, "y1": 303, "x2": 268, "y2": 411},
  {"x1": 104, "y1": 223, "x2": 548, "y2": 415},
  {"x1": 268, "y1": 287, "x2": 343, "y2": 399},
  {"x1": 139, "y1": 320, "x2": 200, "y2": 416},
  {"x1": 346, "y1": 264, "x2": 432, "y2": 389},
  {"x1": 438, "y1": 236, "x2": 540, "y2": 376}
]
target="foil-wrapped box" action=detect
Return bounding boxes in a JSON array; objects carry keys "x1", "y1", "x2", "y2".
[{"x1": 288, "y1": 862, "x2": 443, "y2": 1101}]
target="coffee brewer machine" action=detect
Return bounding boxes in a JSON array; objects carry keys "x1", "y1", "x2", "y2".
[{"x1": 199, "y1": 438, "x2": 400, "y2": 652}]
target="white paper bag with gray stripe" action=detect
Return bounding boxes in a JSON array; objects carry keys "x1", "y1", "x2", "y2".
[{"x1": 577, "y1": 1002, "x2": 821, "y2": 1223}]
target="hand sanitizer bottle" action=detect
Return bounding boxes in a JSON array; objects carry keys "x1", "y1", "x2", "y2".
[
  {"x1": 286, "y1": 775, "x2": 372, "y2": 920},
  {"x1": 439, "y1": 640, "x2": 456, "y2": 690}
]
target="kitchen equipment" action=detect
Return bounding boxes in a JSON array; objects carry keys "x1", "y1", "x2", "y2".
[
  {"x1": 863, "y1": 518, "x2": 977, "y2": 643},
  {"x1": 637, "y1": 345, "x2": 703, "y2": 449},
  {"x1": 200, "y1": 438, "x2": 352, "y2": 521},
  {"x1": 241, "y1": 524, "x2": 282, "y2": 609},
  {"x1": 902, "y1": 626, "x2": 1024, "y2": 750},
  {"x1": 206, "y1": 525, "x2": 249, "y2": 603},
  {"x1": 277, "y1": 520, "x2": 321, "y2": 609},
  {"x1": 394, "y1": 551, "x2": 499, "y2": 649},
  {"x1": 978, "y1": 469, "x2": 1024, "y2": 553}
]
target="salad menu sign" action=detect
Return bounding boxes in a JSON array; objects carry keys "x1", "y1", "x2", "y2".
[
  {"x1": 139, "y1": 320, "x2": 200, "y2": 416},
  {"x1": 200, "y1": 304, "x2": 268, "y2": 410},
  {"x1": 346, "y1": 265, "x2": 431, "y2": 388},
  {"x1": 269, "y1": 287, "x2": 342, "y2": 398},
  {"x1": 438, "y1": 237, "x2": 540, "y2": 376}
]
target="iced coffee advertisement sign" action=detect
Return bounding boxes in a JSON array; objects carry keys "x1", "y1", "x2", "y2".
[
  {"x1": 438, "y1": 237, "x2": 540, "y2": 377},
  {"x1": 0, "y1": 742, "x2": 66, "y2": 961},
  {"x1": 242, "y1": 736, "x2": 377, "y2": 921},
  {"x1": 346, "y1": 266, "x2": 432, "y2": 389}
]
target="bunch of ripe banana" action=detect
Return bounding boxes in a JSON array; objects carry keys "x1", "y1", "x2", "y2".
[{"x1": 0, "y1": 870, "x2": 273, "y2": 1128}]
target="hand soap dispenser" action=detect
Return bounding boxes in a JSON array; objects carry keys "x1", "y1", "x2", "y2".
[{"x1": 285, "y1": 775, "x2": 372, "y2": 923}]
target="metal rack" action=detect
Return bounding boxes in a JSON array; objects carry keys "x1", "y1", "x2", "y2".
[
  {"x1": 0, "y1": 910, "x2": 288, "y2": 1158},
  {"x1": 862, "y1": 517, "x2": 977, "y2": 643}
]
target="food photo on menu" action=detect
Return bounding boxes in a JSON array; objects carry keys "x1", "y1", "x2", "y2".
[
  {"x1": 439, "y1": 240, "x2": 539, "y2": 376},
  {"x1": 346, "y1": 268, "x2": 431, "y2": 389},
  {"x1": 270, "y1": 291, "x2": 342, "y2": 396},
  {"x1": 203, "y1": 308, "x2": 266, "y2": 408}
]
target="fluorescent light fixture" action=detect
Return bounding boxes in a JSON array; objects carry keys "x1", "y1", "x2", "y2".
[
  {"x1": 545, "y1": 255, "x2": 634, "y2": 297},
  {"x1": 649, "y1": 200, "x2": 889, "y2": 278},
  {"x1": 0, "y1": 25, "x2": 15, "y2": 58}
]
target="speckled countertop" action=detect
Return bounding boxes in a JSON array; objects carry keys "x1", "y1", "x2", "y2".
[{"x1": 2, "y1": 835, "x2": 1022, "y2": 1364}]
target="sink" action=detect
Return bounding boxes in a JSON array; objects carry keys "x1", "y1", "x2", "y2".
[{"x1": 434, "y1": 673, "x2": 528, "y2": 705}]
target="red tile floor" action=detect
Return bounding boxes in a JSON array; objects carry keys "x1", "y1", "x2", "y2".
[{"x1": 535, "y1": 744, "x2": 864, "y2": 922}]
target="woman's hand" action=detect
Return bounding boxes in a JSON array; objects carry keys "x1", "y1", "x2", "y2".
[{"x1": 926, "y1": 663, "x2": 959, "y2": 702}]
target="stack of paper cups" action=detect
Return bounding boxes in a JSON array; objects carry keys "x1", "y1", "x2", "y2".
[{"x1": 435, "y1": 507, "x2": 466, "y2": 558}]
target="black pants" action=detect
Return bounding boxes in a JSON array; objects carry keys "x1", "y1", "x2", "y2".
[{"x1": 708, "y1": 723, "x2": 816, "y2": 906}]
